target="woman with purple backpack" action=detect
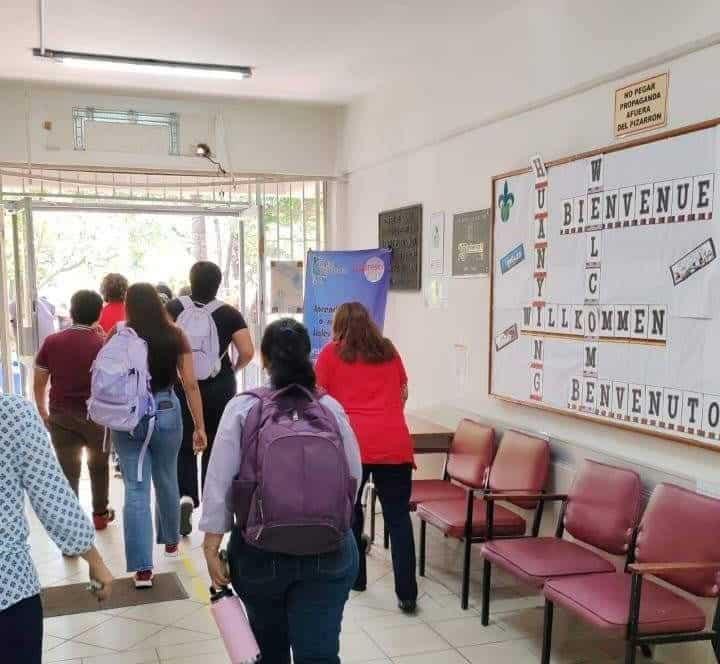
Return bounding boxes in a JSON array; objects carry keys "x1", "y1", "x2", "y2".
[{"x1": 200, "y1": 318, "x2": 362, "y2": 664}]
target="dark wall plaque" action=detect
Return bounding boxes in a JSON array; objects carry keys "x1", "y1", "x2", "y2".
[
  {"x1": 452, "y1": 208, "x2": 491, "y2": 276},
  {"x1": 379, "y1": 204, "x2": 422, "y2": 291}
]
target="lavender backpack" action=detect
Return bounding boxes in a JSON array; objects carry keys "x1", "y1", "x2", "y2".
[{"x1": 233, "y1": 385, "x2": 356, "y2": 556}]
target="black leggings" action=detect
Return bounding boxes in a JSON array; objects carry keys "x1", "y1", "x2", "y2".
[
  {"x1": 177, "y1": 381, "x2": 235, "y2": 507},
  {"x1": 354, "y1": 464, "x2": 418, "y2": 602},
  {"x1": 0, "y1": 594, "x2": 43, "y2": 664}
]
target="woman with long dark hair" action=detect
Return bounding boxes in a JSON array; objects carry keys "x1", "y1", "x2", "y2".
[
  {"x1": 110, "y1": 283, "x2": 206, "y2": 588},
  {"x1": 200, "y1": 318, "x2": 362, "y2": 664},
  {"x1": 315, "y1": 302, "x2": 417, "y2": 613}
]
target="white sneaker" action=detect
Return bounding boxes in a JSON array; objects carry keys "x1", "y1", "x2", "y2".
[{"x1": 180, "y1": 496, "x2": 194, "y2": 536}]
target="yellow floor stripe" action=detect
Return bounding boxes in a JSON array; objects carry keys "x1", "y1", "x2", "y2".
[{"x1": 180, "y1": 547, "x2": 210, "y2": 604}]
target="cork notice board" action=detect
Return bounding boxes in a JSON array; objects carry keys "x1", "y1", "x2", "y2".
[{"x1": 379, "y1": 204, "x2": 423, "y2": 290}]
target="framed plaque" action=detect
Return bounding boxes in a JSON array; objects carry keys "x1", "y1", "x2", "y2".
[
  {"x1": 379, "y1": 204, "x2": 423, "y2": 290},
  {"x1": 452, "y1": 208, "x2": 491, "y2": 276}
]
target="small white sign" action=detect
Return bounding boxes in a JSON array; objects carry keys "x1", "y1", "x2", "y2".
[{"x1": 429, "y1": 212, "x2": 445, "y2": 276}]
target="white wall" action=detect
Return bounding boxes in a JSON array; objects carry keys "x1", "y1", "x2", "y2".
[
  {"x1": 0, "y1": 82, "x2": 340, "y2": 176},
  {"x1": 336, "y1": 2, "x2": 720, "y2": 485}
]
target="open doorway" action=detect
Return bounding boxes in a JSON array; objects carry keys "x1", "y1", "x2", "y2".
[
  {"x1": 0, "y1": 177, "x2": 326, "y2": 396},
  {"x1": 1, "y1": 202, "x2": 263, "y2": 394}
]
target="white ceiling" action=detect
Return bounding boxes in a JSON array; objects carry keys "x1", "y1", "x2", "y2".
[{"x1": 0, "y1": 0, "x2": 513, "y2": 103}]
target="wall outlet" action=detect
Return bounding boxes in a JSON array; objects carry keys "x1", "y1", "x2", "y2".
[{"x1": 696, "y1": 480, "x2": 720, "y2": 499}]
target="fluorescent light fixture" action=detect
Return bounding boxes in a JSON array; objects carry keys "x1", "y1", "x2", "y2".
[{"x1": 33, "y1": 49, "x2": 252, "y2": 81}]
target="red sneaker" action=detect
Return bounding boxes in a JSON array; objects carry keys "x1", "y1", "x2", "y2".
[
  {"x1": 134, "y1": 570, "x2": 154, "y2": 589},
  {"x1": 93, "y1": 509, "x2": 116, "y2": 531},
  {"x1": 164, "y1": 543, "x2": 179, "y2": 558}
]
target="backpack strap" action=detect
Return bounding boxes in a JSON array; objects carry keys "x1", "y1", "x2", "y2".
[
  {"x1": 237, "y1": 389, "x2": 271, "y2": 481},
  {"x1": 271, "y1": 384, "x2": 319, "y2": 404},
  {"x1": 204, "y1": 299, "x2": 226, "y2": 315},
  {"x1": 179, "y1": 295, "x2": 194, "y2": 310},
  {"x1": 135, "y1": 413, "x2": 156, "y2": 481}
]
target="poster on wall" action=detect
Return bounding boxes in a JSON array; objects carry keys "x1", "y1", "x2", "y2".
[
  {"x1": 379, "y1": 204, "x2": 423, "y2": 290},
  {"x1": 452, "y1": 208, "x2": 491, "y2": 276},
  {"x1": 270, "y1": 260, "x2": 304, "y2": 314},
  {"x1": 429, "y1": 212, "x2": 445, "y2": 276},
  {"x1": 489, "y1": 119, "x2": 720, "y2": 452},
  {"x1": 303, "y1": 248, "x2": 392, "y2": 360}
]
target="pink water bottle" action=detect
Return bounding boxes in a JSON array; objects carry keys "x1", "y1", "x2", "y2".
[{"x1": 210, "y1": 586, "x2": 260, "y2": 664}]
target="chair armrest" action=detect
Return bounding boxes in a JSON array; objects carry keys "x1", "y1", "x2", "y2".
[
  {"x1": 628, "y1": 562, "x2": 720, "y2": 575},
  {"x1": 483, "y1": 492, "x2": 567, "y2": 502}
]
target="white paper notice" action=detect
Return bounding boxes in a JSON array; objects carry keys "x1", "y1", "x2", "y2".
[
  {"x1": 425, "y1": 276, "x2": 449, "y2": 309},
  {"x1": 429, "y1": 212, "x2": 445, "y2": 276}
]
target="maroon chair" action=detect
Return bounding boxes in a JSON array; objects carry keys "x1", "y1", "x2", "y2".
[
  {"x1": 542, "y1": 483, "x2": 720, "y2": 664},
  {"x1": 371, "y1": 419, "x2": 494, "y2": 548},
  {"x1": 480, "y1": 460, "x2": 642, "y2": 625},
  {"x1": 417, "y1": 429, "x2": 549, "y2": 609},
  {"x1": 410, "y1": 419, "x2": 495, "y2": 510}
]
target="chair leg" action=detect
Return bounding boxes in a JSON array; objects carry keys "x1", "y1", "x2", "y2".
[
  {"x1": 640, "y1": 644, "x2": 652, "y2": 659},
  {"x1": 481, "y1": 559, "x2": 491, "y2": 626},
  {"x1": 541, "y1": 599, "x2": 554, "y2": 664},
  {"x1": 383, "y1": 522, "x2": 390, "y2": 549},
  {"x1": 369, "y1": 486, "x2": 377, "y2": 543},
  {"x1": 461, "y1": 534, "x2": 472, "y2": 610},
  {"x1": 712, "y1": 599, "x2": 720, "y2": 663},
  {"x1": 419, "y1": 519, "x2": 426, "y2": 577},
  {"x1": 624, "y1": 640, "x2": 637, "y2": 664}
]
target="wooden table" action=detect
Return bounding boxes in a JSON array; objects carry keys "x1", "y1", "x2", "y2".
[
  {"x1": 407, "y1": 413, "x2": 454, "y2": 454},
  {"x1": 367, "y1": 414, "x2": 454, "y2": 545}
]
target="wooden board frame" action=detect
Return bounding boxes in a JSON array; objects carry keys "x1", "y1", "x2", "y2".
[{"x1": 488, "y1": 117, "x2": 720, "y2": 453}]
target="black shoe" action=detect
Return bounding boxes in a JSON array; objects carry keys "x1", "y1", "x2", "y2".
[
  {"x1": 360, "y1": 534, "x2": 371, "y2": 553},
  {"x1": 180, "y1": 496, "x2": 194, "y2": 536},
  {"x1": 398, "y1": 600, "x2": 417, "y2": 615},
  {"x1": 352, "y1": 581, "x2": 367, "y2": 592}
]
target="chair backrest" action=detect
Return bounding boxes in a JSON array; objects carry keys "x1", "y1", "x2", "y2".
[
  {"x1": 636, "y1": 483, "x2": 720, "y2": 597},
  {"x1": 445, "y1": 420, "x2": 495, "y2": 490},
  {"x1": 488, "y1": 430, "x2": 549, "y2": 508},
  {"x1": 564, "y1": 460, "x2": 642, "y2": 555}
]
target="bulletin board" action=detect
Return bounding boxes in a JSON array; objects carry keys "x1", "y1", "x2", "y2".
[{"x1": 489, "y1": 118, "x2": 720, "y2": 451}]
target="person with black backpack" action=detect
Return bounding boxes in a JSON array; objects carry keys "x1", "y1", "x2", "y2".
[{"x1": 200, "y1": 318, "x2": 362, "y2": 664}]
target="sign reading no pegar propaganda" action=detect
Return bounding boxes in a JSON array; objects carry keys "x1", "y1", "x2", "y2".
[{"x1": 614, "y1": 73, "x2": 668, "y2": 138}]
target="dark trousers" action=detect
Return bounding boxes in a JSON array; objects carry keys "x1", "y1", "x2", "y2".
[
  {"x1": 229, "y1": 530, "x2": 358, "y2": 664},
  {"x1": 0, "y1": 594, "x2": 43, "y2": 664},
  {"x1": 354, "y1": 464, "x2": 418, "y2": 602},
  {"x1": 177, "y1": 380, "x2": 234, "y2": 507},
  {"x1": 48, "y1": 411, "x2": 109, "y2": 515}
]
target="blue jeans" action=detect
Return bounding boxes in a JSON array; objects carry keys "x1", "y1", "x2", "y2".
[
  {"x1": 113, "y1": 390, "x2": 183, "y2": 572},
  {"x1": 229, "y1": 530, "x2": 359, "y2": 664}
]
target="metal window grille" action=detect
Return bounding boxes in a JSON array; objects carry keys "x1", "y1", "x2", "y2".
[{"x1": 72, "y1": 107, "x2": 180, "y2": 154}]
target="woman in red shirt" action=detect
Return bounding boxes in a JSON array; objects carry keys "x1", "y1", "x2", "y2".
[
  {"x1": 98, "y1": 273, "x2": 128, "y2": 334},
  {"x1": 315, "y1": 302, "x2": 417, "y2": 613}
]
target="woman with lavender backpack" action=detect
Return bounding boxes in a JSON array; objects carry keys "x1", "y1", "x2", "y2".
[{"x1": 200, "y1": 318, "x2": 362, "y2": 664}]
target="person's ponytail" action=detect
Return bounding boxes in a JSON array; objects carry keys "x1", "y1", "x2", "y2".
[{"x1": 261, "y1": 319, "x2": 316, "y2": 391}]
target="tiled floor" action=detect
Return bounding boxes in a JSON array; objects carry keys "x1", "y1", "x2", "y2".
[{"x1": 30, "y1": 475, "x2": 675, "y2": 663}]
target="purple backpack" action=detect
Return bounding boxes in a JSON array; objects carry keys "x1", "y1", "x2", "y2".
[{"x1": 232, "y1": 385, "x2": 356, "y2": 556}]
